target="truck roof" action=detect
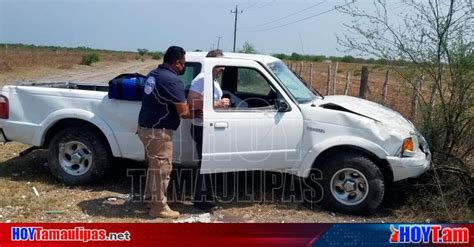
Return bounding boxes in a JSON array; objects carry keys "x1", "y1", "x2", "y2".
[{"x1": 186, "y1": 52, "x2": 280, "y2": 64}]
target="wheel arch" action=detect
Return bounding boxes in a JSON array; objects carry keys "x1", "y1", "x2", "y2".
[
  {"x1": 311, "y1": 145, "x2": 394, "y2": 184},
  {"x1": 43, "y1": 118, "x2": 114, "y2": 157},
  {"x1": 36, "y1": 108, "x2": 121, "y2": 157}
]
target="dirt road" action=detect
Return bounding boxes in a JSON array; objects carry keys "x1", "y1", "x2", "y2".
[
  {"x1": 37, "y1": 60, "x2": 157, "y2": 83},
  {"x1": 0, "y1": 59, "x2": 421, "y2": 223},
  {"x1": 0, "y1": 59, "x2": 157, "y2": 86}
]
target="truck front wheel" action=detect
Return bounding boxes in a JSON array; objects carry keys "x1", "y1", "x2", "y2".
[
  {"x1": 319, "y1": 152, "x2": 385, "y2": 214},
  {"x1": 48, "y1": 127, "x2": 111, "y2": 185}
]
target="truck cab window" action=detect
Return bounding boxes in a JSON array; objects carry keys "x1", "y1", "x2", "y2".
[
  {"x1": 179, "y1": 62, "x2": 202, "y2": 92},
  {"x1": 218, "y1": 66, "x2": 277, "y2": 109}
]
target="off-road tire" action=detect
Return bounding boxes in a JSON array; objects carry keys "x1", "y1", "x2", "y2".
[
  {"x1": 48, "y1": 127, "x2": 111, "y2": 185},
  {"x1": 306, "y1": 151, "x2": 385, "y2": 215}
]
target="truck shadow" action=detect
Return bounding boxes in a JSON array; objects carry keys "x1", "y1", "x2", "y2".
[
  {"x1": 0, "y1": 149, "x2": 54, "y2": 184},
  {"x1": 0, "y1": 150, "x2": 413, "y2": 220},
  {"x1": 75, "y1": 168, "x2": 328, "y2": 220},
  {"x1": 77, "y1": 167, "x2": 411, "y2": 220}
]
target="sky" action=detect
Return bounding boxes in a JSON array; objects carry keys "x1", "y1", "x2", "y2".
[{"x1": 0, "y1": 0, "x2": 378, "y2": 56}]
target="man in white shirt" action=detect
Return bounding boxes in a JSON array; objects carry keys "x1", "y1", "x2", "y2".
[{"x1": 187, "y1": 49, "x2": 230, "y2": 211}]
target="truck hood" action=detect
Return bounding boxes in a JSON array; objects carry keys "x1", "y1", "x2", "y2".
[{"x1": 314, "y1": 95, "x2": 414, "y2": 128}]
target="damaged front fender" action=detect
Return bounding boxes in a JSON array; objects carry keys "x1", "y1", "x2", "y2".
[{"x1": 297, "y1": 135, "x2": 389, "y2": 178}]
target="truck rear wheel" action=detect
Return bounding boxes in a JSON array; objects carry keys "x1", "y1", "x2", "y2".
[
  {"x1": 48, "y1": 127, "x2": 111, "y2": 185},
  {"x1": 319, "y1": 151, "x2": 385, "y2": 214}
]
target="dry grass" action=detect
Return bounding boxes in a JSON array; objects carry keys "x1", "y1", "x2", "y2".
[
  {"x1": 0, "y1": 46, "x2": 138, "y2": 87},
  {"x1": 0, "y1": 46, "x2": 136, "y2": 69},
  {"x1": 288, "y1": 61, "x2": 417, "y2": 118}
]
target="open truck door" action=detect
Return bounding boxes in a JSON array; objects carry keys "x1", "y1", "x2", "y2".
[{"x1": 200, "y1": 57, "x2": 304, "y2": 173}]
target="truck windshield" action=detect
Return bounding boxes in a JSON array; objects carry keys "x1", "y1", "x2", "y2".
[{"x1": 268, "y1": 61, "x2": 315, "y2": 103}]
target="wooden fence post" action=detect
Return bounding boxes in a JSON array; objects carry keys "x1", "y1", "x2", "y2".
[
  {"x1": 309, "y1": 63, "x2": 313, "y2": 89},
  {"x1": 382, "y1": 70, "x2": 389, "y2": 105},
  {"x1": 344, "y1": 71, "x2": 351, "y2": 95},
  {"x1": 411, "y1": 75, "x2": 423, "y2": 119},
  {"x1": 359, "y1": 66, "x2": 369, "y2": 99},
  {"x1": 326, "y1": 64, "x2": 332, "y2": 95},
  {"x1": 299, "y1": 61, "x2": 303, "y2": 76},
  {"x1": 333, "y1": 62, "x2": 339, "y2": 95}
]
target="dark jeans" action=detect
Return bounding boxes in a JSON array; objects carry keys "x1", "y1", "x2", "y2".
[{"x1": 190, "y1": 124, "x2": 214, "y2": 203}]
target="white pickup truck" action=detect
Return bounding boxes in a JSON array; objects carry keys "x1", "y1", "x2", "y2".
[{"x1": 0, "y1": 52, "x2": 430, "y2": 214}]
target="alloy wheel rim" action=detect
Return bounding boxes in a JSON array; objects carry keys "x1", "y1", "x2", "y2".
[
  {"x1": 330, "y1": 168, "x2": 369, "y2": 206},
  {"x1": 58, "y1": 141, "x2": 93, "y2": 176}
]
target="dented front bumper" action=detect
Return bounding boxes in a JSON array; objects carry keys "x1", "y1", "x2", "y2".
[
  {"x1": 388, "y1": 130, "x2": 432, "y2": 181},
  {"x1": 387, "y1": 150, "x2": 431, "y2": 181}
]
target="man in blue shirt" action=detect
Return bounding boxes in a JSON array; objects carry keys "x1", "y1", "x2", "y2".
[{"x1": 137, "y1": 46, "x2": 197, "y2": 219}]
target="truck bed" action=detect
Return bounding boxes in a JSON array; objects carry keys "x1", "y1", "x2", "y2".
[
  {"x1": 0, "y1": 82, "x2": 197, "y2": 165},
  {"x1": 16, "y1": 81, "x2": 109, "y2": 92}
]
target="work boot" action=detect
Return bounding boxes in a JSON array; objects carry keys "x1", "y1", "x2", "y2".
[{"x1": 149, "y1": 206, "x2": 180, "y2": 219}]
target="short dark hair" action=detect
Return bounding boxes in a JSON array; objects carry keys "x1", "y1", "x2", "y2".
[
  {"x1": 163, "y1": 46, "x2": 186, "y2": 64},
  {"x1": 206, "y1": 49, "x2": 224, "y2": 58}
]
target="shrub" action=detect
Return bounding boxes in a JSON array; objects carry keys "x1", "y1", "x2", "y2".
[
  {"x1": 151, "y1": 52, "x2": 163, "y2": 60},
  {"x1": 341, "y1": 55, "x2": 355, "y2": 63},
  {"x1": 80, "y1": 53, "x2": 100, "y2": 66},
  {"x1": 272, "y1": 53, "x2": 288, "y2": 60},
  {"x1": 137, "y1": 48, "x2": 149, "y2": 56},
  {"x1": 239, "y1": 41, "x2": 257, "y2": 54},
  {"x1": 311, "y1": 55, "x2": 326, "y2": 62}
]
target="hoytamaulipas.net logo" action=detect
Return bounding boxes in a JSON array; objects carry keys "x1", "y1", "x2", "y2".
[
  {"x1": 11, "y1": 226, "x2": 131, "y2": 242},
  {"x1": 390, "y1": 224, "x2": 469, "y2": 244}
]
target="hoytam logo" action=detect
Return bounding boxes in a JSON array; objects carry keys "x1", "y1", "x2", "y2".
[{"x1": 390, "y1": 225, "x2": 469, "y2": 244}]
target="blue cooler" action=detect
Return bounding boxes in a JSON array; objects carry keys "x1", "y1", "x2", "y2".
[{"x1": 108, "y1": 73, "x2": 146, "y2": 101}]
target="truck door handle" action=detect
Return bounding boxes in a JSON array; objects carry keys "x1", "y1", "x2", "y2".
[{"x1": 214, "y1": 122, "x2": 228, "y2": 128}]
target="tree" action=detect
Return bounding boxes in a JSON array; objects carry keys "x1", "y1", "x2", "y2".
[
  {"x1": 137, "y1": 48, "x2": 149, "y2": 56},
  {"x1": 341, "y1": 55, "x2": 355, "y2": 63},
  {"x1": 338, "y1": 0, "x2": 473, "y2": 220},
  {"x1": 239, "y1": 41, "x2": 257, "y2": 54}
]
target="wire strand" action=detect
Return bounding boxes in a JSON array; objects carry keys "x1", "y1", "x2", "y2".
[
  {"x1": 248, "y1": 0, "x2": 327, "y2": 28},
  {"x1": 243, "y1": 2, "x2": 354, "y2": 32},
  {"x1": 242, "y1": 0, "x2": 261, "y2": 11}
]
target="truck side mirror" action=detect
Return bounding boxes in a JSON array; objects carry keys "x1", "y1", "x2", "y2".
[{"x1": 275, "y1": 99, "x2": 290, "y2": 112}]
